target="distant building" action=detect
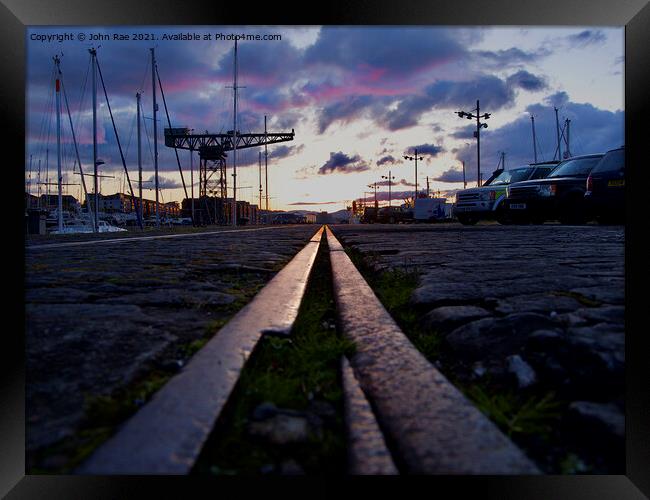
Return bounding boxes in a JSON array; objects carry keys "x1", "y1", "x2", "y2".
[
  {"x1": 40, "y1": 194, "x2": 80, "y2": 211},
  {"x1": 85, "y1": 193, "x2": 180, "y2": 217},
  {"x1": 304, "y1": 213, "x2": 317, "y2": 224}
]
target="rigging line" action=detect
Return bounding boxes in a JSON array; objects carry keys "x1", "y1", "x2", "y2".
[
  {"x1": 72, "y1": 55, "x2": 91, "y2": 138},
  {"x1": 138, "y1": 55, "x2": 149, "y2": 95},
  {"x1": 59, "y1": 64, "x2": 94, "y2": 225},
  {"x1": 60, "y1": 65, "x2": 91, "y2": 216},
  {"x1": 141, "y1": 105, "x2": 155, "y2": 169},
  {"x1": 34, "y1": 65, "x2": 57, "y2": 167},
  {"x1": 95, "y1": 56, "x2": 143, "y2": 230},
  {"x1": 156, "y1": 64, "x2": 189, "y2": 200},
  {"x1": 123, "y1": 110, "x2": 137, "y2": 162}
]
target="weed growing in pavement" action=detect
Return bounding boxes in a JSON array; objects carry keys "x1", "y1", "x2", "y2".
[
  {"x1": 191, "y1": 239, "x2": 355, "y2": 475},
  {"x1": 464, "y1": 385, "x2": 563, "y2": 438}
]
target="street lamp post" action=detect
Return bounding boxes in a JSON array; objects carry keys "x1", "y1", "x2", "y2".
[
  {"x1": 456, "y1": 100, "x2": 491, "y2": 187},
  {"x1": 381, "y1": 171, "x2": 395, "y2": 207},
  {"x1": 403, "y1": 151, "x2": 423, "y2": 205},
  {"x1": 367, "y1": 182, "x2": 378, "y2": 210}
]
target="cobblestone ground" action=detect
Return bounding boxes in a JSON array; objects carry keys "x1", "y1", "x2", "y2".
[
  {"x1": 331, "y1": 223, "x2": 625, "y2": 472},
  {"x1": 25, "y1": 225, "x2": 318, "y2": 462}
]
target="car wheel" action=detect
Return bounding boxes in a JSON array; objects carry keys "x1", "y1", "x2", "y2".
[
  {"x1": 458, "y1": 215, "x2": 478, "y2": 225},
  {"x1": 495, "y1": 205, "x2": 513, "y2": 225}
]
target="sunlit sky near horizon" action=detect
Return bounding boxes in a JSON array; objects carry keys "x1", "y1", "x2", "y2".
[{"x1": 25, "y1": 26, "x2": 624, "y2": 212}]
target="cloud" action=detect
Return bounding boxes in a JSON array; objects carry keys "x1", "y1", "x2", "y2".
[
  {"x1": 382, "y1": 73, "x2": 531, "y2": 131},
  {"x1": 288, "y1": 200, "x2": 338, "y2": 205},
  {"x1": 453, "y1": 92, "x2": 624, "y2": 180},
  {"x1": 544, "y1": 91, "x2": 570, "y2": 108},
  {"x1": 376, "y1": 155, "x2": 400, "y2": 166},
  {"x1": 405, "y1": 143, "x2": 444, "y2": 157},
  {"x1": 434, "y1": 168, "x2": 466, "y2": 183},
  {"x1": 472, "y1": 47, "x2": 552, "y2": 68},
  {"x1": 375, "y1": 178, "x2": 415, "y2": 187},
  {"x1": 268, "y1": 144, "x2": 305, "y2": 160},
  {"x1": 145, "y1": 174, "x2": 183, "y2": 189},
  {"x1": 317, "y1": 95, "x2": 383, "y2": 133},
  {"x1": 506, "y1": 70, "x2": 548, "y2": 92},
  {"x1": 318, "y1": 151, "x2": 369, "y2": 174},
  {"x1": 565, "y1": 30, "x2": 607, "y2": 48}
]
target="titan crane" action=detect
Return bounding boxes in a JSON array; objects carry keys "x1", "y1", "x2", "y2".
[
  {"x1": 163, "y1": 40, "x2": 295, "y2": 225},
  {"x1": 163, "y1": 127, "x2": 294, "y2": 200}
]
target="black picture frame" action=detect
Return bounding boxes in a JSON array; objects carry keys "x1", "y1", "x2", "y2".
[{"x1": 3, "y1": 1, "x2": 649, "y2": 497}]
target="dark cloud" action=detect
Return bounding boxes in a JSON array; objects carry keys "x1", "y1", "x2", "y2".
[
  {"x1": 376, "y1": 155, "x2": 400, "y2": 166},
  {"x1": 544, "y1": 91, "x2": 570, "y2": 108},
  {"x1": 405, "y1": 143, "x2": 444, "y2": 157},
  {"x1": 506, "y1": 70, "x2": 548, "y2": 92},
  {"x1": 472, "y1": 47, "x2": 551, "y2": 68},
  {"x1": 383, "y1": 74, "x2": 522, "y2": 131},
  {"x1": 145, "y1": 174, "x2": 183, "y2": 189},
  {"x1": 269, "y1": 144, "x2": 305, "y2": 160},
  {"x1": 566, "y1": 30, "x2": 607, "y2": 48},
  {"x1": 318, "y1": 151, "x2": 369, "y2": 175},
  {"x1": 318, "y1": 95, "x2": 381, "y2": 133},
  {"x1": 375, "y1": 178, "x2": 415, "y2": 187},
  {"x1": 288, "y1": 200, "x2": 338, "y2": 205},
  {"x1": 425, "y1": 75, "x2": 515, "y2": 110},
  {"x1": 451, "y1": 125, "x2": 476, "y2": 140},
  {"x1": 434, "y1": 168, "x2": 465, "y2": 183},
  {"x1": 304, "y1": 27, "x2": 468, "y2": 79}
]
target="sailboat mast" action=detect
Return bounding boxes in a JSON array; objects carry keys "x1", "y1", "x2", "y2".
[
  {"x1": 137, "y1": 92, "x2": 143, "y2": 220},
  {"x1": 232, "y1": 40, "x2": 238, "y2": 227},
  {"x1": 151, "y1": 48, "x2": 160, "y2": 228},
  {"x1": 55, "y1": 57, "x2": 63, "y2": 232},
  {"x1": 90, "y1": 48, "x2": 99, "y2": 231},
  {"x1": 531, "y1": 115, "x2": 538, "y2": 163},
  {"x1": 554, "y1": 107, "x2": 562, "y2": 161}
]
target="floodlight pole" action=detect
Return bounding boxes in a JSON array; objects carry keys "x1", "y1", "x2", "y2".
[{"x1": 455, "y1": 100, "x2": 490, "y2": 187}]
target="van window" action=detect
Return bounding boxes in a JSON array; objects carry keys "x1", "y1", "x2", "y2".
[{"x1": 531, "y1": 167, "x2": 553, "y2": 179}]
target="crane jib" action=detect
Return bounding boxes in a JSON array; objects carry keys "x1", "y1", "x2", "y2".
[{"x1": 163, "y1": 128, "x2": 295, "y2": 155}]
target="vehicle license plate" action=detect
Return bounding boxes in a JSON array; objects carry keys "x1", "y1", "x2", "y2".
[
  {"x1": 510, "y1": 203, "x2": 527, "y2": 209},
  {"x1": 608, "y1": 179, "x2": 624, "y2": 187}
]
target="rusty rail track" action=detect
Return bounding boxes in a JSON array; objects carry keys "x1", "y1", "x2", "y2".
[{"x1": 76, "y1": 224, "x2": 539, "y2": 474}]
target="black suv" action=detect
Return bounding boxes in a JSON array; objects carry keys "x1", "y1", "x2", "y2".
[
  {"x1": 503, "y1": 153, "x2": 604, "y2": 224},
  {"x1": 584, "y1": 147, "x2": 625, "y2": 224}
]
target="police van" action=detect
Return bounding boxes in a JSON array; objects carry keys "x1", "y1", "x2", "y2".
[{"x1": 454, "y1": 161, "x2": 558, "y2": 225}]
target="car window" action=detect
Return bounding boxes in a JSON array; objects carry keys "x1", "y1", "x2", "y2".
[
  {"x1": 490, "y1": 167, "x2": 534, "y2": 185},
  {"x1": 590, "y1": 149, "x2": 624, "y2": 173},
  {"x1": 548, "y1": 156, "x2": 603, "y2": 178},
  {"x1": 530, "y1": 167, "x2": 553, "y2": 179}
]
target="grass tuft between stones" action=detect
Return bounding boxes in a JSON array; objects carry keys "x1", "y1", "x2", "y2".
[
  {"x1": 339, "y1": 237, "x2": 570, "y2": 472},
  {"x1": 191, "y1": 237, "x2": 355, "y2": 475}
]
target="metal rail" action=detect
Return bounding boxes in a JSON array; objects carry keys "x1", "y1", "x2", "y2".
[
  {"x1": 77, "y1": 226, "x2": 324, "y2": 474},
  {"x1": 326, "y1": 226, "x2": 539, "y2": 474}
]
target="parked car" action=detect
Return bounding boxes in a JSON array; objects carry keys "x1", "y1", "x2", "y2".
[
  {"x1": 584, "y1": 147, "x2": 625, "y2": 224},
  {"x1": 503, "y1": 153, "x2": 604, "y2": 224},
  {"x1": 454, "y1": 161, "x2": 558, "y2": 225},
  {"x1": 376, "y1": 206, "x2": 413, "y2": 224}
]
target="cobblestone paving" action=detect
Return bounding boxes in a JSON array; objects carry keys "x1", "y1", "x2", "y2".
[
  {"x1": 25, "y1": 225, "x2": 318, "y2": 458},
  {"x1": 331, "y1": 223, "x2": 625, "y2": 471}
]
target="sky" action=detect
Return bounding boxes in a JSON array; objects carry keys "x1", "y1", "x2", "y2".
[{"x1": 25, "y1": 26, "x2": 624, "y2": 211}]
